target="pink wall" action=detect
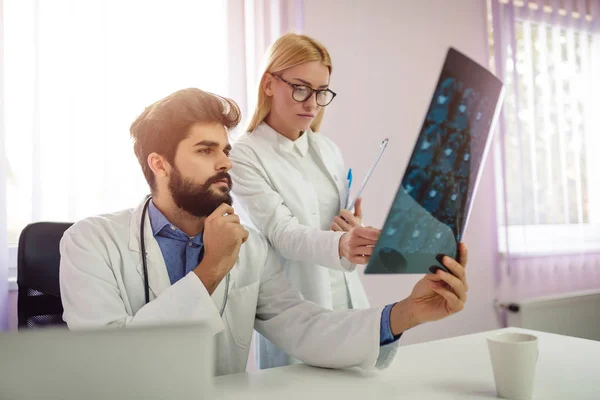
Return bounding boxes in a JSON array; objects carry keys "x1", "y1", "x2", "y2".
[{"x1": 303, "y1": 0, "x2": 501, "y2": 344}]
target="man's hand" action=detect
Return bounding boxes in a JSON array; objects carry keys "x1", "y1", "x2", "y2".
[
  {"x1": 338, "y1": 225, "x2": 380, "y2": 264},
  {"x1": 194, "y1": 203, "x2": 249, "y2": 294},
  {"x1": 389, "y1": 243, "x2": 469, "y2": 335},
  {"x1": 331, "y1": 197, "x2": 363, "y2": 232}
]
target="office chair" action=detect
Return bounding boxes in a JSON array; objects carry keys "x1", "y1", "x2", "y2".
[{"x1": 17, "y1": 222, "x2": 73, "y2": 329}]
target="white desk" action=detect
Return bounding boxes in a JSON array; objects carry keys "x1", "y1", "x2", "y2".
[{"x1": 214, "y1": 328, "x2": 600, "y2": 399}]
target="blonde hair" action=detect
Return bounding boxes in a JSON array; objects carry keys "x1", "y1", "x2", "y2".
[{"x1": 246, "y1": 33, "x2": 332, "y2": 133}]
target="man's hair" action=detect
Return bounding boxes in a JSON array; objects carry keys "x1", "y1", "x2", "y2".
[{"x1": 130, "y1": 88, "x2": 241, "y2": 191}]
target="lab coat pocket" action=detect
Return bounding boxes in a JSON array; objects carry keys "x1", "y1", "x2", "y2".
[{"x1": 223, "y1": 282, "x2": 260, "y2": 349}]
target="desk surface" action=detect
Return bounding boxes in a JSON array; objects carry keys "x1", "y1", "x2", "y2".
[{"x1": 214, "y1": 328, "x2": 600, "y2": 399}]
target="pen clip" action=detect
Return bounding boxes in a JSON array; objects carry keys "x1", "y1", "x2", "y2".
[{"x1": 345, "y1": 168, "x2": 353, "y2": 209}]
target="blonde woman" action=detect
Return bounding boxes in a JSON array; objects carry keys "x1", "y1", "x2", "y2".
[{"x1": 229, "y1": 33, "x2": 382, "y2": 369}]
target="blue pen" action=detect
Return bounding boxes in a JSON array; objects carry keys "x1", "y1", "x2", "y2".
[{"x1": 345, "y1": 168, "x2": 353, "y2": 209}]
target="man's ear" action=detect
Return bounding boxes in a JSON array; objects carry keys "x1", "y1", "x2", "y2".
[{"x1": 148, "y1": 152, "x2": 170, "y2": 180}]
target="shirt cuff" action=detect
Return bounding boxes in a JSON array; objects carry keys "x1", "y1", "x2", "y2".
[{"x1": 380, "y1": 303, "x2": 403, "y2": 346}]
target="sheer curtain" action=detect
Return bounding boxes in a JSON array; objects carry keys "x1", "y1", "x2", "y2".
[
  {"x1": 1, "y1": 0, "x2": 9, "y2": 331},
  {"x1": 228, "y1": 0, "x2": 304, "y2": 130},
  {"x1": 0, "y1": 0, "x2": 303, "y2": 329},
  {"x1": 490, "y1": 0, "x2": 600, "y2": 300},
  {"x1": 2, "y1": 0, "x2": 230, "y2": 293},
  {"x1": 227, "y1": 0, "x2": 304, "y2": 371}
]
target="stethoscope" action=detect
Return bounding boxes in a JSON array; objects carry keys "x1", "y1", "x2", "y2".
[{"x1": 140, "y1": 196, "x2": 230, "y2": 316}]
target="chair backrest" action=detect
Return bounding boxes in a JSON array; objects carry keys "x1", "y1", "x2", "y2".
[{"x1": 17, "y1": 222, "x2": 73, "y2": 329}]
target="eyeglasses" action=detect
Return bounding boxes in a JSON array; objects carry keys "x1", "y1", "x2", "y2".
[{"x1": 273, "y1": 75, "x2": 337, "y2": 107}]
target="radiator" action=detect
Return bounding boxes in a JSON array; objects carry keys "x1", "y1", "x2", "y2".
[{"x1": 505, "y1": 289, "x2": 600, "y2": 341}]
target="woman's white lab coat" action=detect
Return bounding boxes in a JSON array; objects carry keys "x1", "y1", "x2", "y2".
[
  {"x1": 59, "y1": 199, "x2": 398, "y2": 376},
  {"x1": 229, "y1": 123, "x2": 370, "y2": 369}
]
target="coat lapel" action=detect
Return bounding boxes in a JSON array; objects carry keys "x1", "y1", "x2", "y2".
[
  {"x1": 129, "y1": 198, "x2": 175, "y2": 299},
  {"x1": 307, "y1": 131, "x2": 347, "y2": 211}
]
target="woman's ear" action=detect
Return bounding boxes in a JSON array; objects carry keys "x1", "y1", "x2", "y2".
[{"x1": 262, "y1": 73, "x2": 275, "y2": 97}]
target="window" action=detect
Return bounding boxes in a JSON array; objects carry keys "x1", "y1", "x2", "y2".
[
  {"x1": 490, "y1": 0, "x2": 600, "y2": 255},
  {"x1": 4, "y1": 0, "x2": 229, "y2": 277}
]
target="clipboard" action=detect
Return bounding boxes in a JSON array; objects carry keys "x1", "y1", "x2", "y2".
[{"x1": 347, "y1": 138, "x2": 389, "y2": 209}]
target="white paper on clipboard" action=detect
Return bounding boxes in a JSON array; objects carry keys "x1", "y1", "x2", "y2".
[{"x1": 347, "y1": 138, "x2": 389, "y2": 210}]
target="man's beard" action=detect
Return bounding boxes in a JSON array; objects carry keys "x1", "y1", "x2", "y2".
[{"x1": 168, "y1": 167, "x2": 233, "y2": 218}]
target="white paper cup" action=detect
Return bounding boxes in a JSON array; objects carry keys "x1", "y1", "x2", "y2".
[{"x1": 487, "y1": 332, "x2": 538, "y2": 400}]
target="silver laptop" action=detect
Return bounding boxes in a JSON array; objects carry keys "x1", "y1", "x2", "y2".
[{"x1": 0, "y1": 324, "x2": 214, "y2": 399}]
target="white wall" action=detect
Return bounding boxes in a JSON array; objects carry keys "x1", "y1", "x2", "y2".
[
  {"x1": 8, "y1": 289, "x2": 17, "y2": 330},
  {"x1": 303, "y1": 0, "x2": 501, "y2": 344}
]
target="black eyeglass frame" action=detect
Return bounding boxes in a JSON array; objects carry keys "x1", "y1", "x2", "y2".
[{"x1": 273, "y1": 75, "x2": 337, "y2": 106}]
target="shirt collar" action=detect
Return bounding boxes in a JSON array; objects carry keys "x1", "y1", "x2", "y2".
[
  {"x1": 276, "y1": 129, "x2": 309, "y2": 157},
  {"x1": 147, "y1": 200, "x2": 203, "y2": 245},
  {"x1": 148, "y1": 200, "x2": 171, "y2": 236}
]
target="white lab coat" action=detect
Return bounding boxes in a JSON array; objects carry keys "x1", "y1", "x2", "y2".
[
  {"x1": 59, "y1": 199, "x2": 398, "y2": 376},
  {"x1": 229, "y1": 123, "x2": 370, "y2": 368}
]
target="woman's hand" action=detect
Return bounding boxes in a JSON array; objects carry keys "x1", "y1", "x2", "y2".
[{"x1": 331, "y1": 197, "x2": 363, "y2": 232}]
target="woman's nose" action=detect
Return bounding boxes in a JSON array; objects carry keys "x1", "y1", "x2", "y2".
[{"x1": 304, "y1": 92, "x2": 318, "y2": 109}]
